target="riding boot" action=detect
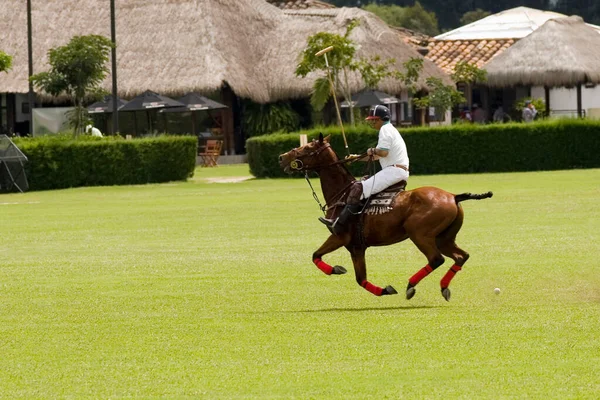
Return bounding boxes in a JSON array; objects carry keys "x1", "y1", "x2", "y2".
[{"x1": 319, "y1": 182, "x2": 363, "y2": 235}]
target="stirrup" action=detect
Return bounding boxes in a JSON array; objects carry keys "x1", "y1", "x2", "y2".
[{"x1": 318, "y1": 216, "x2": 337, "y2": 227}]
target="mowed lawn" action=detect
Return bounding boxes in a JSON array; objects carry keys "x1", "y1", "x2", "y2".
[{"x1": 1, "y1": 165, "x2": 599, "y2": 398}]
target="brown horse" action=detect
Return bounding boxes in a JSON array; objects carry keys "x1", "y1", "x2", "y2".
[{"x1": 279, "y1": 134, "x2": 492, "y2": 301}]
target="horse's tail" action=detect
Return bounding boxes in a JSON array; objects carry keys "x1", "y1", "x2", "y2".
[{"x1": 455, "y1": 191, "x2": 493, "y2": 204}]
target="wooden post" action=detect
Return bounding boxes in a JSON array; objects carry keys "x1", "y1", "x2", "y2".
[
  {"x1": 576, "y1": 84, "x2": 583, "y2": 118},
  {"x1": 299, "y1": 134, "x2": 307, "y2": 146},
  {"x1": 220, "y1": 85, "x2": 235, "y2": 155},
  {"x1": 544, "y1": 86, "x2": 550, "y2": 117}
]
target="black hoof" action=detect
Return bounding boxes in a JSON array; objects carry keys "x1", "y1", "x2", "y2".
[
  {"x1": 406, "y1": 285, "x2": 416, "y2": 300},
  {"x1": 332, "y1": 265, "x2": 347, "y2": 275},
  {"x1": 383, "y1": 285, "x2": 398, "y2": 295},
  {"x1": 441, "y1": 287, "x2": 451, "y2": 302}
]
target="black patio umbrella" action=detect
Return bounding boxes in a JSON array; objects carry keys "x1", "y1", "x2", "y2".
[
  {"x1": 87, "y1": 95, "x2": 128, "y2": 114},
  {"x1": 119, "y1": 90, "x2": 185, "y2": 134},
  {"x1": 340, "y1": 90, "x2": 399, "y2": 108},
  {"x1": 159, "y1": 92, "x2": 227, "y2": 135},
  {"x1": 87, "y1": 96, "x2": 129, "y2": 134}
]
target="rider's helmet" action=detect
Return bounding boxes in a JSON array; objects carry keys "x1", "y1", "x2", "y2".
[{"x1": 365, "y1": 105, "x2": 391, "y2": 121}]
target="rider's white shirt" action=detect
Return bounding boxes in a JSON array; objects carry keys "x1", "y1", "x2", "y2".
[{"x1": 376, "y1": 122, "x2": 409, "y2": 169}]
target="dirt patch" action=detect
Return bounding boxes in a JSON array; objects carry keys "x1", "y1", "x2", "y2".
[{"x1": 203, "y1": 176, "x2": 254, "y2": 183}]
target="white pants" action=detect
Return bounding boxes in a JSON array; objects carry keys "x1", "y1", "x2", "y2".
[{"x1": 360, "y1": 166, "x2": 409, "y2": 199}]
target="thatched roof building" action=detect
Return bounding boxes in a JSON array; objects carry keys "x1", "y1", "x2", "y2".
[
  {"x1": 485, "y1": 16, "x2": 600, "y2": 88},
  {"x1": 0, "y1": 0, "x2": 448, "y2": 103}
]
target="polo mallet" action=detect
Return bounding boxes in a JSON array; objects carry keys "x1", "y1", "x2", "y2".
[{"x1": 315, "y1": 45, "x2": 349, "y2": 157}]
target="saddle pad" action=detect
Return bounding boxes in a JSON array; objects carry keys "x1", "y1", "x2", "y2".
[{"x1": 364, "y1": 188, "x2": 403, "y2": 215}]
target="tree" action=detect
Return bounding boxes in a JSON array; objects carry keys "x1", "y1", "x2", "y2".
[
  {"x1": 399, "y1": 58, "x2": 465, "y2": 124},
  {"x1": 0, "y1": 50, "x2": 12, "y2": 73},
  {"x1": 400, "y1": 2, "x2": 439, "y2": 36},
  {"x1": 460, "y1": 9, "x2": 491, "y2": 25},
  {"x1": 30, "y1": 35, "x2": 113, "y2": 136},
  {"x1": 296, "y1": 20, "x2": 397, "y2": 126},
  {"x1": 362, "y1": 2, "x2": 439, "y2": 36},
  {"x1": 362, "y1": 4, "x2": 405, "y2": 28},
  {"x1": 450, "y1": 61, "x2": 487, "y2": 110}
]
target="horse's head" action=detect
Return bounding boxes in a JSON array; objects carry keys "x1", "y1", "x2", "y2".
[{"x1": 279, "y1": 133, "x2": 334, "y2": 174}]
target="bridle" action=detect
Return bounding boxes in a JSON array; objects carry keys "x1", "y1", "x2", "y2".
[
  {"x1": 285, "y1": 142, "x2": 369, "y2": 215},
  {"x1": 288, "y1": 142, "x2": 333, "y2": 172},
  {"x1": 288, "y1": 142, "x2": 367, "y2": 172}
]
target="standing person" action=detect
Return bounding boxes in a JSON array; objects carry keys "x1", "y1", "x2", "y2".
[
  {"x1": 459, "y1": 106, "x2": 472, "y2": 123},
  {"x1": 319, "y1": 105, "x2": 409, "y2": 236},
  {"x1": 472, "y1": 103, "x2": 485, "y2": 124},
  {"x1": 522, "y1": 100, "x2": 537, "y2": 123},
  {"x1": 493, "y1": 104, "x2": 506, "y2": 123}
]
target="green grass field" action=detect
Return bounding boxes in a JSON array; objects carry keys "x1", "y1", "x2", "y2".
[{"x1": 1, "y1": 165, "x2": 599, "y2": 398}]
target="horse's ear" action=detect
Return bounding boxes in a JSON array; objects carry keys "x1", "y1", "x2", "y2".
[
  {"x1": 318, "y1": 132, "x2": 324, "y2": 144},
  {"x1": 324, "y1": 135, "x2": 331, "y2": 143}
]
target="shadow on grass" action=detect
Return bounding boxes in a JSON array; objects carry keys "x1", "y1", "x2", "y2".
[{"x1": 296, "y1": 305, "x2": 442, "y2": 313}]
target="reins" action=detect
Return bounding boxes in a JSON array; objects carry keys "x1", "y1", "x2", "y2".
[{"x1": 297, "y1": 149, "x2": 373, "y2": 215}]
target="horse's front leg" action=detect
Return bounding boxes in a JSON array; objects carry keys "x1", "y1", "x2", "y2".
[
  {"x1": 312, "y1": 235, "x2": 348, "y2": 275},
  {"x1": 349, "y1": 247, "x2": 398, "y2": 296}
]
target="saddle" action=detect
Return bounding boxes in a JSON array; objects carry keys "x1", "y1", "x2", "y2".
[{"x1": 363, "y1": 180, "x2": 407, "y2": 215}]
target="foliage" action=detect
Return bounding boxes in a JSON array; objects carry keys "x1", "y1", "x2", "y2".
[
  {"x1": 0, "y1": 50, "x2": 12, "y2": 73},
  {"x1": 13, "y1": 135, "x2": 197, "y2": 190},
  {"x1": 241, "y1": 100, "x2": 300, "y2": 137},
  {"x1": 460, "y1": 8, "x2": 491, "y2": 25},
  {"x1": 413, "y1": 77, "x2": 466, "y2": 118},
  {"x1": 396, "y1": 58, "x2": 464, "y2": 117},
  {"x1": 247, "y1": 119, "x2": 600, "y2": 178},
  {"x1": 295, "y1": 20, "x2": 398, "y2": 126},
  {"x1": 362, "y1": 3, "x2": 405, "y2": 27},
  {"x1": 513, "y1": 97, "x2": 547, "y2": 120},
  {"x1": 400, "y1": 2, "x2": 440, "y2": 36},
  {"x1": 362, "y1": 2, "x2": 439, "y2": 35},
  {"x1": 451, "y1": 61, "x2": 488, "y2": 85},
  {"x1": 334, "y1": 1, "x2": 574, "y2": 31},
  {"x1": 30, "y1": 35, "x2": 113, "y2": 136}
]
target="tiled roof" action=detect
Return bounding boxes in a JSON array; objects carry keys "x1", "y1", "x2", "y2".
[
  {"x1": 392, "y1": 26, "x2": 431, "y2": 48},
  {"x1": 266, "y1": 0, "x2": 336, "y2": 10},
  {"x1": 426, "y1": 39, "x2": 516, "y2": 74}
]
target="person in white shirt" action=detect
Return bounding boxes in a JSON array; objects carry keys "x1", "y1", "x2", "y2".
[{"x1": 319, "y1": 105, "x2": 409, "y2": 235}]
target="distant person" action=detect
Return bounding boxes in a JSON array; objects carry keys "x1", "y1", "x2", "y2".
[
  {"x1": 493, "y1": 105, "x2": 506, "y2": 123},
  {"x1": 522, "y1": 100, "x2": 537, "y2": 123},
  {"x1": 459, "y1": 106, "x2": 472, "y2": 123},
  {"x1": 472, "y1": 103, "x2": 485, "y2": 124},
  {"x1": 85, "y1": 124, "x2": 103, "y2": 137}
]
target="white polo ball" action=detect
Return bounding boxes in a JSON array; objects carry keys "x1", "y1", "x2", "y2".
[{"x1": 494, "y1": 288, "x2": 501, "y2": 295}]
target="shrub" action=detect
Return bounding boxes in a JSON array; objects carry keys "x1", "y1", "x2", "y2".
[
  {"x1": 246, "y1": 119, "x2": 600, "y2": 178},
  {"x1": 14, "y1": 135, "x2": 197, "y2": 191}
]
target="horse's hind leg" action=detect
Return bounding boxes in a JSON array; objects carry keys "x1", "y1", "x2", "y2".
[
  {"x1": 349, "y1": 247, "x2": 397, "y2": 296},
  {"x1": 435, "y1": 207, "x2": 470, "y2": 301},
  {"x1": 312, "y1": 235, "x2": 348, "y2": 275},
  {"x1": 437, "y1": 240, "x2": 470, "y2": 302},
  {"x1": 406, "y1": 235, "x2": 445, "y2": 300}
]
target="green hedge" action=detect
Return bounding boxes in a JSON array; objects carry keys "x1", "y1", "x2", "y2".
[
  {"x1": 14, "y1": 135, "x2": 197, "y2": 191},
  {"x1": 246, "y1": 120, "x2": 600, "y2": 178}
]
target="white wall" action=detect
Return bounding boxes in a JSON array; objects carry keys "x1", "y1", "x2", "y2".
[{"x1": 531, "y1": 85, "x2": 600, "y2": 117}]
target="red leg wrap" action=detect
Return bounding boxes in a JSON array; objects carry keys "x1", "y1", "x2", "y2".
[
  {"x1": 440, "y1": 265, "x2": 462, "y2": 288},
  {"x1": 313, "y1": 258, "x2": 333, "y2": 275},
  {"x1": 361, "y1": 280, "x2": 383, "y2": 296},
  {"x1": 409, "y1": 265, "x2": 434, "y2": 286}
]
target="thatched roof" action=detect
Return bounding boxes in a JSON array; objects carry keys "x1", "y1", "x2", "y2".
[
  {"x1": 273, "y1": 7, "x2": 452, "y2": 97},
  {"x1": 0, "y1": 0, "x2": 449, "y2": 103},
  {"x1": 485, "y1": 16, "x2": 600, "y2": 87},
  {"x1": 266, "y1": 0, "x2": 335, "y2": 10}
]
